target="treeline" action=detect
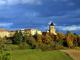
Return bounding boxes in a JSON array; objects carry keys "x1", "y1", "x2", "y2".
[{"x1": 11, "y1": 29, "x2": 80, "y2": 50}]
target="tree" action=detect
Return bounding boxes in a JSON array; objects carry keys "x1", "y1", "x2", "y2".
[
  {"x1": 43, "y1": 33, "x2": 52, "y2": 44},
  {"x1": 72, "y1": 33, "x2": 78, "y2": 47},
  {"x1": 49, "y1": 32, "x2": 55, "y2": 41},
  {"x1": 28, "y1": 37, "x2": 37, "y2": 49},
  {"x1": 66, "y1": 31, "x2": 72, "y2": 37},
  {"x1": 66, "y1": 36, "x2": 73, "y2": 48},
  {"x1": 33, "y1": 31, "x2": 38, "y2": 42},
  {"x1": 13, "y1": 30, "x2": 23, "y2": 44},
  {"x1": 73, "y1": 32, "x2": 77, "y2": 36},
  {"x1": 18, "y1": 31, "x2": 23, "y2": 43},
  {"x1": 23, "y1": 29, "x2": 29, "y2": 42},
  {"x1": 56, "y1": 32, "x2": 65, "y2": 45},
  {"x1": 29, "y1": 33, "x2": 33, "y2": 37},
  {"x1": 77, "y1": 35, "x2": 80, "y2": 46},
  {"x1": 37, "y1": 35, "x2": 43, "y2": 43}
]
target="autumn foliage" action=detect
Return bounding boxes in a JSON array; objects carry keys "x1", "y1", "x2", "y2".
[{"x1": 10, "y1": 29, "x2": 80, "y2": 51}]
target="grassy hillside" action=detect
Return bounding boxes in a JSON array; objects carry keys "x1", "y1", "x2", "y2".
[{"x1": 6, "y1": 49, "x2": 73, "y2": 60}]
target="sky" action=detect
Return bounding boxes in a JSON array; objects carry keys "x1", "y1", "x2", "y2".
[{"x1": 0, "y1": 0, "x2": 80, "y2": 35}]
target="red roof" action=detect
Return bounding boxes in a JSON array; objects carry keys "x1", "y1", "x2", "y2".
[{"x1": 26, "y1": 28, "x2": 37, "y2": 30}]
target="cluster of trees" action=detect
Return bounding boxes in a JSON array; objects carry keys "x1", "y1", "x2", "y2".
[{"x1": 12, "y1": 29, "x2": 80, "y2": 50}]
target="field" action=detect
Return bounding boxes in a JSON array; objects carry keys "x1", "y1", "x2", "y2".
[
  {"x1": 61, "y1": 50, "x2": 80, "y2": 60},
  {"x1": 4, "y1": 49, "x2": 73, "y2": 60},
  {"x1": 5, "y1": 44, "x2": 74, "y2": 60}
]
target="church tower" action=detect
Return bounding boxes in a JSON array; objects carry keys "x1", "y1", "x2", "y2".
[
  {"x1": 49, "y1": 22, "x2": 57, "y2": 35},
  {"x1": 49, "y1": 22, "x2": 54, "y2": 33}
]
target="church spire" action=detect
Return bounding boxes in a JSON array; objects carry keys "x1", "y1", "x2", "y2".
[{"x1": 50, "y1": 22, "x2": 54, "y2": 26}]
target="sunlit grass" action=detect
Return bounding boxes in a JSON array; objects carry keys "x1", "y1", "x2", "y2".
[{"x1": 6, "y1": 49, "x2": 73, "y2": 60}]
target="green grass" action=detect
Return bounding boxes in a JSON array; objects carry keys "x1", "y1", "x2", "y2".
[
  {"x1": 5, "y1": 49, "x2": 73, "y2": 60},
  {"x1": 7, "y1": 44, "x2": 19, "y2": 47}
]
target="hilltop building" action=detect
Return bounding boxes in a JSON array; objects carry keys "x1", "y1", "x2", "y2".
[
  {"x1": 0, "y1": 22, "x2": 56, "y2": 38},
  {"x1": 46, "y1": 22, "x2": 57, "y2": 35},
  {"x1": 21, "y1": 28, "x2": 42, "y2": 35},
  {"x1": 0, "y1": 28, "x2": 10, "y2": 38}
]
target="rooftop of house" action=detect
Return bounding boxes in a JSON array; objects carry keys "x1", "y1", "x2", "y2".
[
  {"x1": 0, "y1": 28, "x2": 6, "y2": 31},
  {"x1": 26, "y1": 28, "x2": 37, "y2": 30}
]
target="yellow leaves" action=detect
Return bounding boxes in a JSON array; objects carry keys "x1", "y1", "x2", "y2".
[
  {"x1": 37, "y1": 35, "x2": 43, "y2": 43},
  {"x1": 56, "y1": 32, "x2": 65, "y2": 43},
  {"x1": 57, "y1": 32, "x2": 65, "y2": 39},
  {"x1": 68, "y1": 41, "x2": 73, "y2": 48},
  {"x1": 56, "y1": 35, "x2": 59, "y2": 40},
  {"x1": 67, "y1": 36, "x2": 73, "y2": 48},
  {"x1": 43, "y1": 33, "x2": 52, "y2": 44}
]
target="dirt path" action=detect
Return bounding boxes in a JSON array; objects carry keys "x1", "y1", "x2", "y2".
[{"x1": 61, "y1": 50, "x2": 80, "y2": 60}]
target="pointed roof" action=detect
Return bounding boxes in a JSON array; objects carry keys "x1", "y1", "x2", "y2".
[{"x1": 50, "y1": 22, "x2": 54, "y2": 26}]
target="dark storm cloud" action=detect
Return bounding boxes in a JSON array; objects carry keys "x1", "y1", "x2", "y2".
[{"x1": 0, "y1": 0, "x2": 80, "y2": 35}]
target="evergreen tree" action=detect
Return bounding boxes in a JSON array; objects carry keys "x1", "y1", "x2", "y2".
[
  {"x1": 73, "y1": 32, "x2": 77, "y2": 36},
  {"x1": 72, "y1": 33, "x2": 78, "y2": 47},
  {"x1": 23, "y1": 29, "x2": 29, "y2": 42},
  {"x1": 18, "y1": 31, "x2": 23, "y2": 43},
  {"x1": 66, "y1": 31, "x2": 73, "y2": 37},
  {"x1": 66, "y1": 31, "x2": 72, "y2": 35},
  {"x1": 13, "y1": 30, "x2": 22, "y2": 44}
]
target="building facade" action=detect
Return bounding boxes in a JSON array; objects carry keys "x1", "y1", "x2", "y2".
[
  {"x1": 46, "y1": 22, "x2": 57, "y2": 35},
  {"x1": 0, "y1": 28, "x2": 10, "y2": 38},
  {"x1": 0, "y1": 28, "x2": 42, "y2": 38},
  {"x1": 21, "y1": 28, "x2": 42, "y2": 35}
]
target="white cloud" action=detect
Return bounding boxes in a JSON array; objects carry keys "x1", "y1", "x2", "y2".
[
  {"x1": 53, "y1": 0, "x2": 68, "y2": 2},
  {"x1": 0, "y1": 23, "x2": 13, "y2": 27},
  {"x1": 21, "y1": 0, "x2": 42, "y2": 5},
  {"x1": 0, "y1": 0, "x2": 6, "y2": 6},
  {"x1": 55, "y1": 25, "x2": 80, "y2": 31},
  {"x1": 45, "y1": 21, "x2": 56, "y2": 29},
  {"x1": 7, "y1": 0, "x2": 21, "y2": 6},
  {"x1": 0, "y1": 0, "x2": 42, "y2": 6},
  {"x1": 48, "y1": 21, "x2": 52, "y2": 25}
]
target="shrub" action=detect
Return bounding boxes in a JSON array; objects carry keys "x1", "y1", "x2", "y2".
[
  {"x1": 19, "y1": 42, "x2": 29, "y2": 49},
  {"x1": 0, "y1": 44, "x2": 11, "y2": 51},
  {"x1": 74, "y1": 47, "x2": 80, "y2": 50},
  {"x1": 0, "y1": 49, "x2": 11, "y2": 60},
  {"x1": 38, "y1": 43, "x2": 50, "y2": 51},
  {"x1": 4, "y1": 39, "x2": 12, "y2": 44},
  {"x1": 54, "y1": 43, "x2": 64, "y2": 50},
  {"x1": 27, "y1": 37, "x2": 37, "y2": 49}
]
